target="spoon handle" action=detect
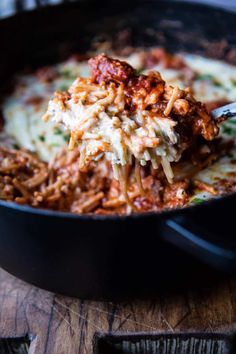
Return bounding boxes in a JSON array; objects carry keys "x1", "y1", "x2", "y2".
[{"x1": 212, "y1": 102, "x2": 236, "y2": 122}]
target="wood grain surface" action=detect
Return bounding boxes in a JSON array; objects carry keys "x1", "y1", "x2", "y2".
[{"x1": 0, "y1": 268, "x2": 235, "y2": 353}]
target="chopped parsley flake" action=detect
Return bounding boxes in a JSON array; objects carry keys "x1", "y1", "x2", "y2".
[
  {"x1": 13, "y1": 143, "x2": 20, "y2": 150},
  {"x1": 196, "y1": 74, "x2": 214, "y2": 81},
  {"x1": 136, "y1": 68, "x2": 143, "y2": 75},
  {"x1": 196, "y1": 74, "x2": 222, "y2": 87},
  {"x1": 54, "y1": 127, "x2": 63, "y2": 135},
  {"x1": 61, "y1": 70, "x2": 74, "y2": 79},
  {"x1": 63, "y1": 134, "x2": 70, "y2": 142},
  {"x1": 213, "y1": 81, "x2": 222, "y2": 87},
  {"x1": 59, "y1": 84, "x2": 69, "y2": 91},
  {"x1": 39, "y1": 135, "x2": 45, "y2": 142},
  {"x1": 191, "y1": 197, "x2": 205, "y2": 205},
  {"x1": 221, "y1": 125, "x2": 236, "y2": 135},
  {"x1": 51, "y1": 143, "x2": 60, "y2": 147}
]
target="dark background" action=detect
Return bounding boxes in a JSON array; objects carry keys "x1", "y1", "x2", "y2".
[{"x1": 0, "y1": 0, "x2": 236, "y2": 18}]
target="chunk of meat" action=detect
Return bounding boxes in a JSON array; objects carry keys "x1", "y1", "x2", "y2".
[
  {"x1": 205, "y1": 100, "x2": 229, "y2": 113},
  {"x1": 144, "y1": 48, "x2": 186, "y2": 69},
  {"x1": 36, "y1": 66, "x2": 58, "y2": 83},
  {"x1": 43, "y1": 54, "x2": 220, "y2": 206},
  {"x1": 163, "y1": 180, "x2": 190, "y2": 208},
  {"x1": 89, "y1": 53, "x2": 136, "y2": 84},
  {"x1": 192, "y1": 102, "x2": 219, "y2": 141},
  {"x1": 126, "y1": 72, "x2": 165, "y2": 110}
]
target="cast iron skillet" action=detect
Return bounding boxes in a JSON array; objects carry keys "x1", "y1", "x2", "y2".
[{"x1": 0, "y1": 0, "x2": 236, "y2": 299}]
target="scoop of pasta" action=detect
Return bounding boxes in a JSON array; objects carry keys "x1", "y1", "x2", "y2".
[{"x1": 43, "y1": 54, "x2": 219, "y2": 204}]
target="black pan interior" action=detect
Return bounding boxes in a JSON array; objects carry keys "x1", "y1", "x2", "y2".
[
  {"x1": 0, "y1": 1, "x2": 236, "y2": 299},
  {"x1": 1, "y1": 0, "x2": 236, "y2": 216},
  {"x1": 1, "y1": 0, "x2": 236, "y2": 82}
]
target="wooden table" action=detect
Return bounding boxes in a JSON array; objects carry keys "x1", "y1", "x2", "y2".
[{"x1": 0, "y1": 267, "x2": 236, "y2": 353}]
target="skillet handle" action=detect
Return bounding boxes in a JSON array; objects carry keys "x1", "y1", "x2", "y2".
[{"x1": 162, "y1": 216, "x2": 236, "y2": 272}]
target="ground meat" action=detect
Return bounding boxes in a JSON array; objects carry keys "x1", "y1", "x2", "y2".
[
  {"x1": 205, "y1": 100, "x2": 229, "y2": 113},
  {"x1": 42, "y1": 54, "x2": 221, "y2": 212},
  {"x1": 204, "y1": 39, "x2": 228, "y2": 61},
  {"x1": 134, "y1": 195, "x2": 160, "y2": 212},
  {"x1": 144, "y1": 48, "x2": 186, "y2": 69},
  {"x1": 190, "y1": 102, "x2": 219, "y2": 141},
  {"x1": 213, "y1": 179, "x2": 236, "y2": 195},
  {"x1": 0, "y1": 140, "x2": 230, "y2": 214},
  {"x1": 36, "y1": 67, "x2": 58, "y2": 83},
  {"x1": 173, "y1": 99, "x2": 190, "y2": 116},
  {"x1": 126, "y1": 72, "x2": 165, "y2": 110},
  {"x1": 88, "y1": 54, "x2": 218, "y2": 143},
  {"x1": 226, "y1": 49, "x2": 236, "y2": 65},
  {"x1": 163, "y1": 180, "x2": 190, "y2": 208},
  {"x1": 24, "y1": 96, "x2": 44, "y2": 106},
  {"x1": 89, "y1": 53, "x2": 136, "y2": 84}
]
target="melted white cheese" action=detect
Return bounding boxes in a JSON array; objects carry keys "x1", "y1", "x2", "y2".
[{"x1": 2, "y1": 51, "x2": 236, "y2": 204}]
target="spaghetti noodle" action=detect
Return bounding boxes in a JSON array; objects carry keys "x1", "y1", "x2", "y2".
[{"x1": 43, "y1": 54, "x2": 219, "y2": 204}]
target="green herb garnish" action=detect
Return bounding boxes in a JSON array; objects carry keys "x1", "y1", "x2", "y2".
[
  {"x1": 221, "y1": 125, "x2": 236, "y2": 135},
  {"x1": 59, "y1": 84, "x2": 69, "y2": 91},
  {"x1": 13, "y1": 143, "x2": 20, "y2": 150},
  {"x1": 39, "y1": 135, "x2": 45, "y2": 142},
  {"x1": 136, "y1": 68, "x2": 143, "y2": 75},
  {"x1": 51, "y1": 143, "x2": 60, "y2": 148},
  {"x1": 61, "y1": 70, "x2": 74, "y2": 79},
  {"x1": 63, "y1": 134, "x2": 70, "y2": 142},
  {"x1": 54, "y1": 127, "x2": 63, "y2": 135},
  {"x1": 196, "y1": 74, "x2": 222, "y2": 87},
  {"x1": 191, "y1": 197, "x2": 205, "y2": 205},
  {"x1": 196, "y1": 74, "x2": 214, "y2": 81},
  {"x1": 213, "y1": 81, "x2": 222, "y2": 87}
]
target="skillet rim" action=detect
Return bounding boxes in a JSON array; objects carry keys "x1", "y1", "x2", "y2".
[
  {"x1": 0, "y1": 192, "x2": 231, "y2": 221},
  {"x1": 0, "y1": 0, "x2": 235, "y2": 221},
  {"x1": 0, "y1": 0, "x2": 235, "y2": 21}
]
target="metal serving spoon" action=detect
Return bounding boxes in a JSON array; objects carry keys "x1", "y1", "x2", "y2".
[{"x1": 212, "y1": 102, "x2": 236, "y2": 122}]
